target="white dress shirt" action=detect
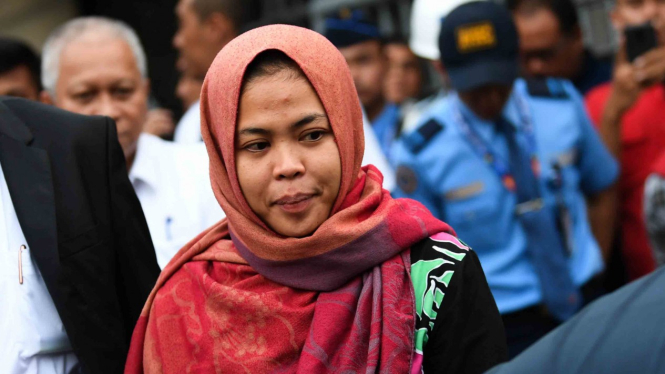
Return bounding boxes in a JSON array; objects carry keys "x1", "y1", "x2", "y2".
[
  {"x1": 129, "y1": 134, "x2": 224, "y2": 269},
  {"x1": 362, "y1": 109, "x2": 396, "y2": 191},
  {"x1": 0, "y1": 162, "x2": 78, "y2": 374},
  {"x1": 173, "y1": 100, "x2": 202, "y2": 144}
]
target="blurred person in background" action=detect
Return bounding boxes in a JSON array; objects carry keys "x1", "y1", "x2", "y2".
[
  {"x1": 40, "y1": 17, "x2": 224, "y2": 269},
  {"x1": 485, "y1": 264, "x2": 665, "y2": 374},
  {"x1": 172, "y1": 0, "x2": 242, "y2": 144},
  {"x1": 393, "y1": 1, "x2": 618, "y2": 357},
  {"x1": 508, "y1": 0, "x2": 612, "y2": 95},
  {"x1": 176, "y1": 73, "x2": 203, "y2": 110},
  {"x1": 142, "y1": 106, "x2": 176, "y2": 138},
  {"x1": 585, "y1": 0, "x2": 665, "y2": 280},
  {"x1": 0, "y1": 38, "x2": 42, "y2": 100},
  {"x1": 383, "y1": 37, "x2": 424, "y2": 105},
  {"x1": 403, "y1": 0, "x2": 482, "y2": 134},
  {"x1": 320, "y1": 10, "x2": 396, "y2": 189},
  {"x1": 323, "y1": 11, "x2": 399, "y2": 157}
]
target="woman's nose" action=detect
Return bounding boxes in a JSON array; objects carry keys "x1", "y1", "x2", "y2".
[{"x1": 273, "y1": 145, "x2": 306, "y2": 180}]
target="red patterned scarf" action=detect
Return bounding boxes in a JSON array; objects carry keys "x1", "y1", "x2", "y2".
[{"x1": 125, "y1": 25, "x2": 451, "y2": 373}]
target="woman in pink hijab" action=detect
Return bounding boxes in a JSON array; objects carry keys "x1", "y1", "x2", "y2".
[{"x1": 125, "y1": 24, "x2": 506, "y2": 374}]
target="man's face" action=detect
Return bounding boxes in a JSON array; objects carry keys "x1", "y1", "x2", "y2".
[
  {"x1": 514, "y1": 7, "x2": 584, "y2": 79},
  {"x1": 338, "y1": 40, "x2": 386, "y2": 111},
  {"x1": 0, "y1": 65, "x2": 39, "y2": 100},
  {"x1": 458, "y1": 84, "x2": 513, "y2": 121},
  {"x1": 613, "y1": 0, "x2": 665, "y2": 42},
  {"x1": 384, "y1": 43, "x2": 422, "y2": 104},
  {"x1": 173, "y1": 0, "x2": 220, "y2": 79},
  {"x1": 51, "y1": 35, "x2": 148, "y2": 161}
]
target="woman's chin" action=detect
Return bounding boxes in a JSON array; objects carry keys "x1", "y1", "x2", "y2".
[
  {"x1": 268, "y1": 214, "x2": 326, "y2": 238},
  {"x1": 272, "y1": 223, "x2": 318, "y2": 238}
]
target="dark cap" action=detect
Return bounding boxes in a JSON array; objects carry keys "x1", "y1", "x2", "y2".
[
  {"x1": 323, "y1": 9, "x2": 381, "y2": 48},
  {"x1": 438, "y1": 1, "x2": 519, "y2": 92}
]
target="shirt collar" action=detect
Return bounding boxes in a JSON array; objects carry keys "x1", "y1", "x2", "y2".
[
  {"x1": 452, "y1": 89, "x2": 519, "y2": 130},
  {"x1": 128, "y1": 133, "x2": 159, "y2": 191}
]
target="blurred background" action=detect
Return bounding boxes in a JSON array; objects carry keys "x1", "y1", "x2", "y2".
[{"x1": 0, "y1": 0, "x2": 618, "y2": 118}]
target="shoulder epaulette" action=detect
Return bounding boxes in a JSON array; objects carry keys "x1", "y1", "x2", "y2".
[
  {"x1": 404, "y1": 119, "x2": 445, "y2": 154},
  {"x1": 526, "y1": 78, "x2": 569, "y2": 99}
]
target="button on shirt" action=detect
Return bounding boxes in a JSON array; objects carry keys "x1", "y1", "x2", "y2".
[
  {"x1": 0, "y1": 162, "x2": 78, "y2": 374},
  {"x1": 392, "y1": 78, "x2": 618, "y2": 314},
  {"x1": 130, "y1": 134, "x2": 225, "y2": 269}
]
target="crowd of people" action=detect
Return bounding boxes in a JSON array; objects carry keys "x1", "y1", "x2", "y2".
[{"x1": 1, "y1": 0, "x2": 665, "y2": 373}]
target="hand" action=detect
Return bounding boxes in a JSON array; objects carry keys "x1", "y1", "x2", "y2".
[
  {"x1": 143, "y1": 109, "x2": 175, "y2": 137},
  {"x1": 633, "y1": 46, "x2": 665, "y2": 87},
  {"x1": 607, "y1": 40, "x2": 642, "y2": 117}
]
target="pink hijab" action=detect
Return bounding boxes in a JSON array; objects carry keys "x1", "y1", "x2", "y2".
[{"x1": 125, "y1": 25, "x2": 451, "y2": 373}]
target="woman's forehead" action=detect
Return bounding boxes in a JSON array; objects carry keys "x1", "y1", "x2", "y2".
[{"x1": 236, "y1": 73, "x2": 328, "y2": 133}]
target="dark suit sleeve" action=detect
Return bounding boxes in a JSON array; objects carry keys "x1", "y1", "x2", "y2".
[
  {"x1": 423, "y1": 251, "x2": 508, "y2": 374},
  {"x1": 104, "y1": 118, "x2": 160, "y2": 342}
]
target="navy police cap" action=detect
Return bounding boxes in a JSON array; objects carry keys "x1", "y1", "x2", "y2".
[
  {"x1": 438, "y1": 1, "x2": 519, "y2": 92},
  {"x1": 323, "y1": 9, "x2": 381, "y2": 48}
]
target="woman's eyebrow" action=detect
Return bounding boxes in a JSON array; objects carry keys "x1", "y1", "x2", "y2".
[
  {"x1": 238, "y1": 127, "x2": 270, "y2": 136},
  {"x1": 238, "y1": 113, "x2": 327, "y2": 136},
  {"x1": 291, "y1": 113, "x2": 327, "y2": 130}
]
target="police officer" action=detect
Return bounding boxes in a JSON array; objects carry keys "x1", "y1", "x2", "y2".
[{"x1": 392, "y1": 1, "x2": 619, "y2": 357}]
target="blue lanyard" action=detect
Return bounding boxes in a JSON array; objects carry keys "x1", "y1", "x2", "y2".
[{"x1": 453, "y1": 93, "x2": 540, "y2": 192}]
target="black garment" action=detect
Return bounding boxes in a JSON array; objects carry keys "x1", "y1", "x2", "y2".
[
  {"x1": 573, "y1": 50, "x2": 612, "y2": 95},
  {"x1": 486, "y1": 266, "x2": 665, "y2": 374},
  {"x1": 502, "y1": 305, "x2": 560, "y2": 358},
  {"x1": 411, "y1": 237, "x2": 509, "y2": 374},
  {"x1": 502, "y1": 274, "x2": 606, "y2": 358},
  {"x1": 0, "y1": 97, "x2": 160, "y2": 374}
]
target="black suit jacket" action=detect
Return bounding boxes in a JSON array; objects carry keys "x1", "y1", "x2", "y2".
[{"x1": 0, "y1": 97, "x2": 160, "y2": 374}]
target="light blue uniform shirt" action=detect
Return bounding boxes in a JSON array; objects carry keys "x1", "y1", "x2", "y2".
[{"x1": 391, "y1": 78, "x2": 619, "y2": 314}]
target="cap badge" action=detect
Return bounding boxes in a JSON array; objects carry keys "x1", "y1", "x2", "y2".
[{"x1": 456, "y1": 22, "x2": 497, "y2": 53}]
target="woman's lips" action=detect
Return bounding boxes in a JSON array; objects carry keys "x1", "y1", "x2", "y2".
[{"x1": 274, "y1": 193, "x2": 315, "y2": 214}]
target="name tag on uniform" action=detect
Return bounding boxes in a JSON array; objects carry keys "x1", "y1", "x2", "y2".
[{"x1": 444, "y1": 182, "x2": 485, "y2": 201}]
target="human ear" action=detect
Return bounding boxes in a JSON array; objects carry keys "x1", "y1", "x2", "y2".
[
  {"x1": 40, "y1": 91, "x2": 55, "y2": 105},
  {"x1": 205, "y1": 12, "x2": 236, "y2": 44}
]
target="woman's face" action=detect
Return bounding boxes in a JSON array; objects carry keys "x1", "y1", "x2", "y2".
[{"x1": 235, "y1": 70, "x2": 342, "y2": 238}]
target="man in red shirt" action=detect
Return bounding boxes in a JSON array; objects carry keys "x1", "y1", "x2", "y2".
[{"x1": 585, "y1": 0, "x2": 665, "y2": 280}]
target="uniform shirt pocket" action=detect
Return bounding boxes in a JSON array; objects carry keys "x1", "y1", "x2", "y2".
[{"x1": 443, "y1": 181, "x2": 506, "y2": 250}]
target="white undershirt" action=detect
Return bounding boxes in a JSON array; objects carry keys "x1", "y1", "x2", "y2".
[
  {"x1": 0, "y1": 162, "x2": 78, "y2": 374},
  {"x1": 362, "y1": 108, "x2": 396, "y2": 191}
]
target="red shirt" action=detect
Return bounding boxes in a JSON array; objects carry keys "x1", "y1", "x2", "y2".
[
  {"x1": 654, "y1": 151, "x2": 665, "y2": 176},
  {"x1": 585, "y1": 84, "x2": 665, "y2": 279}
]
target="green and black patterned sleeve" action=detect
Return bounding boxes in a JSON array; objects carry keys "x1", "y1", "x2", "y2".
[{"x1": 410, "y1": 233, "x2": 508, "y2": 374}]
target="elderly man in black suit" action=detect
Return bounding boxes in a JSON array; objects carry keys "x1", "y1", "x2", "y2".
[{"x1": 0, "y1": 96, "x2": 160, "y2": 374}]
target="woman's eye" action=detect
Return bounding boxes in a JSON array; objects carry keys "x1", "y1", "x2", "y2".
[
  {"x1": 245, "y1": 141, "x2": 269, "y2": 152},
  {"x1": 303, "y1": 131, "x2": 324, "y2": 142}
]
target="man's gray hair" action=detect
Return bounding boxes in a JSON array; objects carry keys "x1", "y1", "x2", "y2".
[{"x1": 42, "y1": 16, "x2": 147, "y2": 95}]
